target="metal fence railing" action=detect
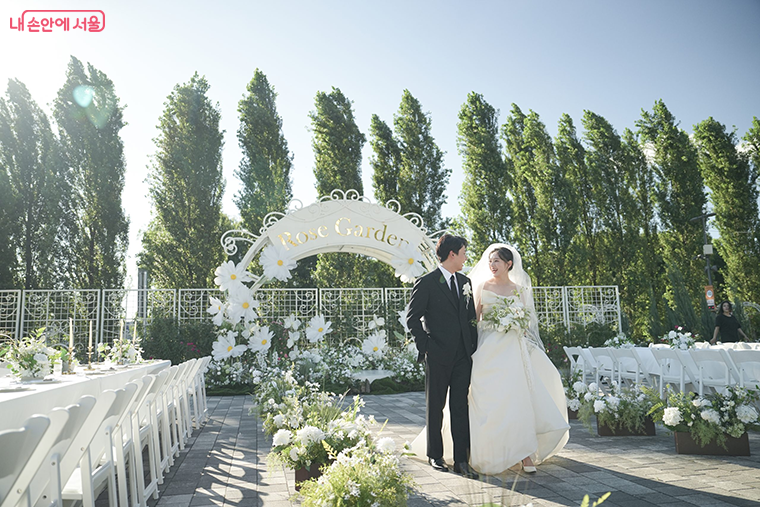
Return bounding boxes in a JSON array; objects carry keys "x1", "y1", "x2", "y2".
[{"x1": 0, "y1": 286, "x2": 621, "y2": 345}]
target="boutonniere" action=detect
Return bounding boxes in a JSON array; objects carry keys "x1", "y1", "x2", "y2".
[{"x1": 462, "y1": 282, "x2": 472, "y2": 308}]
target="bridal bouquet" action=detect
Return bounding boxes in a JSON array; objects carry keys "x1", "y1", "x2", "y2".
[{"x1": 480, "y1": 293, "x2": 531, "y2": 334}]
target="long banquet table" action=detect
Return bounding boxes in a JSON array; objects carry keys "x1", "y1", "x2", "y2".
[{"x1": 0, "y1": 360, "x2": 171, "y2": 432}]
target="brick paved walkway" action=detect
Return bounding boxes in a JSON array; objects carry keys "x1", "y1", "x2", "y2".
[{"x1": 149, "y1": 394, "x2": 760, "y2": 507}]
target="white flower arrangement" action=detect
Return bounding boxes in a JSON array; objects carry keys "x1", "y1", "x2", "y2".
[
  {"x1": 646, "y1": 385, "x2": 760, "y2": 449},
  {"x1": 248, "y1": 326, "x2": 274, "y2": 353},
  {"x1": 212, "y1": 331, "x2": 247, "y2": 361},
  {"x1": 603, "y1": 332, "x2": 636, "y2": 348},
  {"x1": 362, "y1": 331, "x2": 387, "y2": 359},
  {"x1": 390, "y1": 242, "x2": 425, "y2": 283},
  {"x1": 660, "y1": 326, "x2": 696, "y2": 350},
  {"x1": 480, "y1": 292, "x2": 531, "y2": 334},
  {"x1": 578, "y1": 380, "x2": 656, "y2": 435},
  {"x1": 1, "y1": 328, "x2": 61, "y2": 379},
  {"x1": 99, "y1": 336, "x2": 143, "y2": 365},
  {"x1": 213, "y1": 260, "x2": 253, "y2": 296}
]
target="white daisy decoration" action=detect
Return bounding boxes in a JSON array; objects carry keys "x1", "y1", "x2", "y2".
[
  {"x1": 227, "y1": 289, "x2": 260, "y2": 324},
  {"x1": 367, "y1": 315, "x2": 385, "y2": 330},
  {"x1": 287, "y1": 331, "x2": 300, "y2": 348},
  {"x1": 212, "y1": 331, "x2": 247, "y2": 361},
  {"x1": 213, "y1": 260, "x2": 253, "y2": 295},
  {"x1": 362, "y1": 332, "x2": 387, "y2": 358},
  {"x1": 260, "y1": 245, "x2": 297, "y2": 282},
  {"x1": 283, "y1": 314, "x2": 301, "y2": 330},
  {"x1": 248, "y1": 326, "x2": 274, "y2": 353},
  {"x1": 305, "y1": 315, "x2": 332, "y2": 343},
  {"x1": 206, "y1": 296, "x2": 226, "y2": 326},
  {"x1": 397, "y1": 306, "x2": 411, "y2": 333},
  {"x1": 390, "y1": 242, "x2": 426, "y2": 282}
]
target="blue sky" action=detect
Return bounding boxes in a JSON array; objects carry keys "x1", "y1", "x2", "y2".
[{"x1": 1, "y1": 0, "x2": 759, "y2": 287}]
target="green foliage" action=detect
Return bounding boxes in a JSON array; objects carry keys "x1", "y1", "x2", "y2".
[
  {"x1": 369, "y1": 114, "x2": 400, "y2": 205},
  {"x1": 0, "y1": 78, "x2": 66, "y2": 289},
  {"x1": 54, "y1": 57, "x2": 129, "y2": 289},
  {"x1": 578, "y1": 383, "x2": 655, "y2": 435},
  {"x1": 235, "y1": 69, "x2": 293, "y2": 234},
  {"x1": 139, "y1": 73, "x2": 227, "y2": 288},
  {"x1": 456, "y1": 92, "x2": 511, "y2": 256},
  {"x1": 694, "y1": 117, "x2": 760, "y2": 305},
  {"x1": 142, "y1": 317, "x2": 215, "y2": 365}
]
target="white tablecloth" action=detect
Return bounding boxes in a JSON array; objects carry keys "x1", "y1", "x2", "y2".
[{"x1": 0, "y1": 360, "x2": 171, "y2": 432}]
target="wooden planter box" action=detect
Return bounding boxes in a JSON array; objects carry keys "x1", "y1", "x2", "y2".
[
  {"x1": 294, "y1": 461, "x2": 329, "y2": 490},
  {"x1": 568, "y1": 408, "x2": 578, "y2": 420},
  {"x1": 674, "y1": 431, "x2": 750, "y2": 456},
  {"x1": 597, "y1": 416, "x2": 656, "y2": 436}
]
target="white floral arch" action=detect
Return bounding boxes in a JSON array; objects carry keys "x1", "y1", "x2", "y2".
[{"x1": 219, "y1": 189, "x2": 444, "y2": 288}]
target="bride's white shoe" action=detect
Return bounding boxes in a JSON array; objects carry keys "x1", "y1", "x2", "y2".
[{"x1": 521, "y1": 458, "x2": 537, "y2": 474}]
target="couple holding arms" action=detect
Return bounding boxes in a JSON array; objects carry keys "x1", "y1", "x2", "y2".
[{"x1": 407, "y1": 234, "x2": 569, "y2": 477}]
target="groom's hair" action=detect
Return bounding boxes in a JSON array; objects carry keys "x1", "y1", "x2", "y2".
[{"x1": 436, "y1": 234, "x2": 468, "y2": 262}]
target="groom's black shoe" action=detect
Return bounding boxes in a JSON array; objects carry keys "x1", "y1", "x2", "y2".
[
  {"x1": 428, "y1": 457, "x2": 448, "y2": 472},
  {"x1": 453, "y1": 462, "x2": 479, "y2": 479}
]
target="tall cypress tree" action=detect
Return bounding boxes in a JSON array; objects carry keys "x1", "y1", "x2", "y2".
[
  {"x1": 235, "y1": 69, "x2": 293, "y2": 234},
  {"x1": 694, "y1": 117, "x2": 760, "y2": 303},
  {"x1": 310, "y1": 87, "x2": 395, "y2": 287},
  {"x1": 54, "y1": 57, "x2": 129, "y2": 289},
  {"x1": 0, "y1": 79, "x2": 66, "y2": 288},
  {"x1": 556, "y1": 113, "x2": 598, "y2": 285},
  {"x1": 637, "y1": 100, "x2": 706, "y2": 302},
  {"x1": 139, "y1": 73, "x2": 227, "y2": 288},
  {"x1": 369, "y1": 114, "x2": 400, "y2": 205},
  {"x1": 310, "y1": 87, "x2": 364, "y2": 196},
  {"x1": 457, "y1": 92, "x2": 510, "y2": 257}
]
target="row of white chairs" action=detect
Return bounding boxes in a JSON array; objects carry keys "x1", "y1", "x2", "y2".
[
  {"x1": 564, "y1": 346, "x2": 760, "y2": 397},
  {"x1": 0, "y1": 356, "x2": 211, "y2": 507}
]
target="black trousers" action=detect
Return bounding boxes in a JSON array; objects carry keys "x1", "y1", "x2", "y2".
[{"x1": 425, "y1": 347, "x2": 472, "y2": 463}]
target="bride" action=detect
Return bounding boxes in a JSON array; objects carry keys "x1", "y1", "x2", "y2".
[
  {"x1": 410, "y1": 243, "x2": 569, "y2": 475},
  {"x1": 467, "y1": 243, "x2": 569, "y2": 474}
]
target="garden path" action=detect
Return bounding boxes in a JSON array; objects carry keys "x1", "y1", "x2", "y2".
[{"x1": 143, "y1": 393, "x2": 760, "y2": 507}]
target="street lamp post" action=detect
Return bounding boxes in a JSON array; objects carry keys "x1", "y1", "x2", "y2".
[{"x1": 690, "y1": 212, "x2": 717, "y2": 308}]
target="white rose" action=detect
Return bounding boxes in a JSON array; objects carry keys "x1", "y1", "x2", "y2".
[
  {"x1": 584, "y1": 392, "x2": 595, "y2": 402},
  {"x1": 572, "y1": 381, "x2": 587, "y2": 394},
  {"x1": 701, "y1": 409, "x2": 721, "y2": 425},
  {"x1": 736, "y1": 405, "x2": 758, "y2": 424},
  {"x1": 593, "y1": 400, "x2": 606, "y2": 413},
  {"x1": 376, "y1": 437, "x2": 396, "y2": 453},
  {"x1": 273, "y1": 414, "x2": 285, "y2": 427},
  {"x1": 568, "y1": 398, "x2": 581, "y2": 411},
  {"x1": 289, "y1": 447, "x2": 301, "y2": 461},
  {"x1": 587, "y1": 383, "x2": 598, "y2": 393}
]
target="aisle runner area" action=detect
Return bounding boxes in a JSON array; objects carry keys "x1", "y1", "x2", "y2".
[{"x1": 134, "y1": 394, "x2": 760, "y2": 507}]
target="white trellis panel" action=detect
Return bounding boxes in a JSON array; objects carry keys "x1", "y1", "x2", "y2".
[
  {"x1": 252, "y1": 288, "x2": 319, "y2": 323},
  {"x1": 0, "y1": 290, "x2": 21, "y2": 343},
  {"x1": 21, "y1": 289, "x2": 100, "y2": 349},
  {"x1": 532, "y1": 286, "x2": 567, "y2": 328},
  {"x1": 319, "y1": 288, "x2": 384, "y2": 343},
  {"x1": 384, "y1": 288, "x2": 412, "y2": 346},
  {"x1": 101, "y1": 289, "x2": 176, "y2": 347},
  {"x1": 179, "y1": 289, "x2": 224, "y2": 322},
  {"x1": 565, "y1": 286, "x2": 621, "y2": 331}
]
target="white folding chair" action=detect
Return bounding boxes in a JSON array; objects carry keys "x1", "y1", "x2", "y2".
[
  {"x1": 588, "y1": 347, "x2": 616, "y2": 388},
  {"x1": 18, "y1": 396, "x2": 97, "y2": 507},
  {"x1": 632, "y1": 348, "x2": 662, "y2": 390},
  {"x1": 137, "y1": 368, "x2": 172, "y2": 502},
  {"x1": 649, "y1": 347, "x2": 698, "y2": 397},
  {"x1": 0, "y1": 415, "x2": 52, "y2": 507},
  {"x1": 61, "y1": 383, "x2": 138, "y2": 507},
  {"x1": 689, "y1": 348, "x2": 740, "y2": 396},
  {"x1": 727, "y1": 349, "x2": 760, "y2": 389},
  {"x1": 609, "y1": 348, "x2": 647, "y2": 386}
]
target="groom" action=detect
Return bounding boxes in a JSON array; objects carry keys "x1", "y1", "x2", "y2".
[{"x1": 407, "y1": 234, "x2": 479, "y2": 478}]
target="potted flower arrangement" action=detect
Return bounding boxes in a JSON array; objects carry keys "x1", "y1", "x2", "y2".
[
  {"x1": 563, "y1": 369, "x2": 585, "y2": 419},
  {"x1": 297, "y1": 438, "x2": 415, "y2": 506},
  {"x1": 646, "y1": 385, "x2": 759, "y2": 455},
  {"x1": 266, "y1": 393, "x2": 377, "y2": 489},
  {"x1": 1, "y1": 328, "x2": 62, "y2": 380},
  {"x1": 578, "y1": 381, "x2": 656, "y2": 436},
  {"x1": 660, "y1": 326, "x2": 696, "y2": 350}
]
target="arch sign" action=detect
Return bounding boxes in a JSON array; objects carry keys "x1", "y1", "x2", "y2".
[{"x1": 220, "y1": 189, "x2": 443, "y2": 288}]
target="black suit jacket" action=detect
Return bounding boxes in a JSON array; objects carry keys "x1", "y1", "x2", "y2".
[{"x1": 406, "y1": 269, "x2": 478, "y2": 365}]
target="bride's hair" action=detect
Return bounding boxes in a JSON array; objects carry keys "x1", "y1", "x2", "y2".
[{"x1": 491, "y1": 247, "x2": 514, "y2": 270}]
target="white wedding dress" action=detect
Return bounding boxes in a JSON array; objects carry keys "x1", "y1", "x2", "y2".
[
  {"x1": 410, "y1": 244, "x2": 569, "y2": 474},
  {"x1": 468, "y1": 289, "x2": 569, "y2": 474}
]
